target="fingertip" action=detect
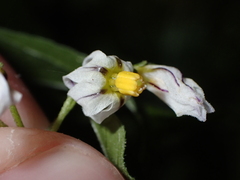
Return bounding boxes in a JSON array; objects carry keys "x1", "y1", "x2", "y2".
[{"x1": 0, "y1": 127, "x2": 124, "y2": 180}]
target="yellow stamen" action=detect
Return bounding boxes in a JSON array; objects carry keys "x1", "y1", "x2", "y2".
[{"x1": 114, "y1": 71, "x2": 146, "y2": 97}]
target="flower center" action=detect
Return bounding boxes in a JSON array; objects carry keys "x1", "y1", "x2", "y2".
[{"x1": 110, "y1": 71, "x2": 146, "y2": 97}]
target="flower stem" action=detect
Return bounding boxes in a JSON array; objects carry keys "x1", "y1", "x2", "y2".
[
  {"x1": 0, "y1": 120, "x2": 8, "y2": 127},
  {"x1": 50, "y1": 96, "x2": 76, "y2": 132},
  {"x1": 10, "y1": 105, "x2": 24, "y2": 127}
]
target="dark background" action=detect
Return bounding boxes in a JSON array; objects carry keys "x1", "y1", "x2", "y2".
[{"x1": 0, "y1": 0, "x2": 239, "y2": 179}]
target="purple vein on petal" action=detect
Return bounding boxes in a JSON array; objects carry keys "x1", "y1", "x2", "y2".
[
  {"x1": 196, "y1": 96, "x2": 202, "y2": 103},
  {"x1": 99, "y1": 67, "x2": 108, "y2": 75},
  {"x1": 148, "y1": 82, "x2": 169, "y2": 92},
  {"x1": 77, "y1": 92, "x2": 100, "y2": 101},
  {"x1": 69, "y1": 80, "x2": 77, "y2": 87},
  {"x1": 182, "y1": 77, "x2": 194, "y2": 91},
  {"x1": 119, "y1": 96, "x2": 125, "y2": 108},
  {"x1": 77, "y1": 89, "x2": 106, "y2": 101},
  {"x1": 180, "y1": 78, "x2": 202, "y2": 103},
  {"x1": 83, "y1": 66, "x2": 108, "y2": 75},
  {"x1": 153, "y1": 67, "x2": 180, "y2": 87},
  {"x1": 115, "y1": 56, "x2": 122, "y2": 68},
  {"x1": 182, "y1": 78, "x2": 202, "y2": 103}
]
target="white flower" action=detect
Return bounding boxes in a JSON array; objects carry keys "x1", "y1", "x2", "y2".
[
  {"x1": 135, "y1": 64, "x2": 215, "y2": 121},
  {"x1": 63, "y1": 50, "x2": 214, "y2": 123},
  {"x1": 0, "y1": 71, "x2": 22, "y2": 116},
  {"x1": 63, "y1": 50, "x2": 146, "y2": 124}
]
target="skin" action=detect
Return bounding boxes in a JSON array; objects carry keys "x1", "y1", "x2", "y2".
[{"x1": 0, "y1": 57, "x2": 124, "y2": 180}]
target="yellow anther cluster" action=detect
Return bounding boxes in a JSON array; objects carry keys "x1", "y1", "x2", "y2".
[{"x1": 114, "y1": 71, "x2": 146, "y2": 97}]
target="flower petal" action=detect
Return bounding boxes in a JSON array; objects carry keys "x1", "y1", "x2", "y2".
[
  {"x1": 183, "y1": 78, "x2": 215, "y2": 114},
  {"x1": 0, "y1": 73, "x2": 22, "y2": 116},
  {"x1": 0, "y1": 73, "x2": 12, "y2": 115},
  {"x1": 82, "y1": 93, "x2": 121, "y2": 124},
  {"x1": 122, "y1": 61, "x2": 134, "y2": 72},
  {"x1": 83, "y1": 50, "x2": 133, "y2": 72},
  {"x1": 83, "y1": 50, "x2": 116, "y2": 69},
  {"x1": 65, "y1": 69, "x2": 106, "y2": 101},
  {"x1": 136, "y1": 64, "x2": 215, "y2": 121},
  {"x1": 63, "y1": 67, "x2": 105, "y2": 89},
  {"x1": 83, "y1": 50, "x2": 107, "y2": 66}
]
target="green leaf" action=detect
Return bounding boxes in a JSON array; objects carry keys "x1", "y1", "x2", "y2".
[
  {"x1": 90, "y1": 116, "x2": 135, "y2": 180},
  {"x1": 0, "y1": 27, "x2": 86, "y2": 89}
]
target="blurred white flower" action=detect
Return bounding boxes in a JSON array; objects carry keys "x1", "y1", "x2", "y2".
[
  {"x1": 63, "y1": 50, "x2": 146, "y2": 124},
  {"x1": 135, "y1": 64, "x2": 215, "y2": 121},
  {"x1": 0, "y1": 69, "x2": 22, "y2": 116}
]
